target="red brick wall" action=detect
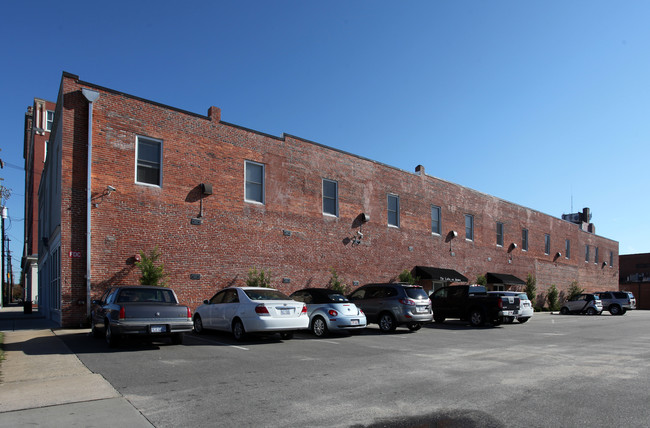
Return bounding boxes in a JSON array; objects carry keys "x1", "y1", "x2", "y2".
[{"x1": 56, "y1": 75, "x2": 620, "y2": 324}]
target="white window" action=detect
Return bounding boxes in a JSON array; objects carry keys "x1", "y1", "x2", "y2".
[
  {"x1": 465, "y1": 214, "x2": 474, "y2": 241},
  {"x1": 431, "y1": 206, "x2": 441, "y2": 235},
  {"x1": 46, "y1": 110, "x2": 54, "y2": 132},
  {"x1": 387, "y1": 194, "x2": 399, "y2": 227},
  {"x1": 496, "y1": 222, "x2": 504, "y2": 247},
  {"x1": 245, "y1": 161, "x2": 264, "y2": 203},
  {"x1": 322, "y1": 179, "x2": 338, "y2": 216},
  {"x1": 136, "y1": 136, "x2": 162, "y2": 186}
]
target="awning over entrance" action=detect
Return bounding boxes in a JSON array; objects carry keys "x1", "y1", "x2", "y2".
[
  {"x1": 415, "y1": 266, "x2": 467, "y2": 283},
  {"x1": 486, "y1": 272, "x2": 526, "y2": 286}
]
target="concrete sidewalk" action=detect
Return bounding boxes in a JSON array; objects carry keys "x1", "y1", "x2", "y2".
[{"x1": 0, "y1": 305, "x2": 153, "y2": 427}]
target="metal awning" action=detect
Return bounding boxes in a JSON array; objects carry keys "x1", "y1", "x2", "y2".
[
  {"x1": 415, "y1": 266, "x2": 467, "y2": 283},
  {"x1": 486, "y1": 272, "x2": 526, "y2": 286}
]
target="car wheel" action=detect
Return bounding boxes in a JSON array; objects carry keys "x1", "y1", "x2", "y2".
[
  {"x1": 492, "y1": 317, "x2": 503, "y2": 326},
  {"x1": 171, "y1": 333, "x2": 183, "y2": 345},
  {"x1": 378, "y1": 312, "x2": 397, "y2": 332},
  {"x1": 609, "y1": 305, "x2": 621, "y2": 316},
  {"x1": 433, "y1": 314, "x2": 446, "y2": 324},
  {"x1": 560, "y1": 307, "x2": 569, "y2": 315},
  {"x1": 407, "y1": 323, "x2": 422, "y2": 331},
  {"x1": 91, "y1": 316, "x2": 102, "y2": 338},
  {"x1": 518, "y1": 317, "x2": 529, "y2": 324},
  {"x1": 193, "y1": 315, "x2": 204, "y2": 334},
  {"x1": 586, "y1": 307, "x2": 597, "y2": 315},
  {"x1": 469, "y1": 309, "x2": 485, "y2": 327},
  {"x1": 311, "y1": 316, "x2": 328, "y2": 337},
  {"x1": 280, "y1": 332, "x2": 294, "y2": 340},
  {"x1": 105, "y1": 321, "x2": 120, "y2": 348},
  {"x1": 232, "y1": 319, "x2": 246, "y2": 341},
  {"x1": 620, "y1": 309, "x2": 627, "y2": 315},
  {"x1": 505, "y1": 316, "x2": 515, "y2": 324}
]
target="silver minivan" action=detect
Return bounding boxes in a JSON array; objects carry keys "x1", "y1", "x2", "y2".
[
  {"x1": 348, "y1": 283, "x2": 433, "y2": 332},
  {"x1": 560, "y1": 293, "x2": 603, "y2": 315}
]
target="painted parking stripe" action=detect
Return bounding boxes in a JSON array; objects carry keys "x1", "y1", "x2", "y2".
[{"x1": 188, "y1": 334, "x2": 249, "y2": 350}]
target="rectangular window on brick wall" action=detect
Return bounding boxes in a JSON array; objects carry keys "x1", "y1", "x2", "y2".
[
  {"x1": 136, "y1": 136, "x2": 162, "y2": 186},
  {"x1": 431, "y1": 205, "x2": 441, "y2": 235},
  {"x1": 544, "y1": 234, "x2": 551, "y2": 255},
  {"x1": 522, "y1": 228, "x2": 528, "y2": 251},
  {"x1": 585, "y1": 245, "x2": 590, "y2": 262},
  {"x1": 465, "y1": 214, "x2": 474, "y2": 241},
  {"x1": 322, "y1": 179, "x2": 338, "y2": 216},
  {"x1": 245, "y1": 161, "x2": 265, "y2": 204},
  {"x1": 46, "y1": 110, "x2": 54, "y2": 131},
  {"x1": 496, "y1": 222, "x2": 504, "y2": 247},
  {"x1": 595, "y1": 247, "x2": 599, "y2": 264},
  {"x1": 610, "y1": 251, "x2": 614, "y2": 268},
  {"x1": 565, "y1": 239, "x2": 571, "y2": 259},
  {"x1": 387, "y1": 194, "x2": 399, "y2": 227}
]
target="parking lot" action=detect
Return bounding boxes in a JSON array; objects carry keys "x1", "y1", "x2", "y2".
[{"x1": 59, "y1": 311, "x2": 650, "y2": 427}]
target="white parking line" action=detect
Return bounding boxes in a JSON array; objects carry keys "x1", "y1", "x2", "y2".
[{"x1": 188, "y1": 334, "x2": 249, "y2": 350}]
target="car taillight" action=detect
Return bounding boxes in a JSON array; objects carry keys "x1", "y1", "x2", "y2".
[
  {"x1": 399, "y1": 298, "x2": 416, "y2": 306},
  {"x1": 255, "y1": 304, "x2": 270, "y2": 315},
  {"x1": 328, "y1": 309, "x2": 338, "y2": 317},
  {"x1": 301, "y1": 304, "x2": 308, "y2": 315},
  {"x1": 119, "y1": 306, "x2": 126, "y2": 319},
  {"x1": 498, "y1": 299, "x2": 503, "y2": 309},
  {"x1": 359, "y1": 308, "x2": 364, "y2": 315},
  {"x1": 186, "y1": 307, "x2": 192, "y2": 319}
]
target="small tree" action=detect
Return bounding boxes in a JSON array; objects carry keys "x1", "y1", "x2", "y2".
[
  {"x1": 525, "y1": 274, "x2": 537, "y2": 308},
  {"x1": 566, "y1": 280, "x2": 584, "y2": 301},
  {"x1": 327, "y1": 268, "x2": 350, "y2": 294},
  {"x1": 398, "y1": 269, "x2": 418, "y2": 284},
  {"x1": 476, "y1": 275, "x2": 487, "y2": 286},
  {"x1": 246, "y1": 267, "x2": 272, "y2": 288},
  {"x1": 136, "y1": 246, "x2": 167, "y2": 287},
  {"x1": 547, "y1": 284, "x2": 559, "y2": 311}
]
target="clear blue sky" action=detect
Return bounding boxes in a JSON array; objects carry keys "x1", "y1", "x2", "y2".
[{"x1": 1, "y1": 1, "x2": 649, "y2": 281}]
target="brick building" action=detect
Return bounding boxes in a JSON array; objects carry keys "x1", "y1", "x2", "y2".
[
  {"x1": 21, "y1": 98, "x2": 56, "y2": 308},
  {"x1": 37, "y1": 72, "x2": 619, "y2": 327},
  {"x1": 619, "y1": 253, "x2": 650, "y2": 310}
]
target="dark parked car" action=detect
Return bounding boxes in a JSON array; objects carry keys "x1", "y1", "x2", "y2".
[
  {"x1": 594, "y1": 291, "x2": 636, "y2": 315},
  {"x1": 348, "y1": 283, "x2": 432, "y2": 332},
  {"x1": 91, "y1": 286, "x2": 193, "y2": 347},
  {"x1": 430, "y1": 285, "x2": 519, "y2": 326}
]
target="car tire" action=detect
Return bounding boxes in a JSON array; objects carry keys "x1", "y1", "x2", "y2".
[
  {"x1": 518, "y1": 317, "x2": 530, "y2": 324},
  {"x1": 560, "y1": 307, "x2": 569, "y2": 315},
  {"x1": 171, "y1": 333, "x2": 183, "y2": 345},
  {"x1": 105, "y1": 321, "x2": 120, "y2": 348},
  {"x1": 280, "y1": 332, "x2": 294, "y2": 340},
  {"x1": 505, "y1": 316, "x2": 515, "y2": 324},
  {"x1": 91, "y1": 316, "x2": 102, "y2": 339},
  {"x1": 232, "y1": 319, "x2": 246, "y2": 341},
  {"x1": 492, "y1": 317, "x2": 503, "y2": 326},
  {"x1": 193, "y1": 315, "x2": 204, "y2": 334},
  {"x1": 407, "y1": 323, "x2": 422, "y2": 331},
  {"x1": 378, "y1": 312, "x2": 397, "y2": 332},
  {"x1": 620, "y1": 309, "x2": 627, "y2": 315},
  {"x1": 586, "y1": 307, "x2": 597, "y2": 315},
  {"x1": 609, "y1": 305, "x2": 621, "y2": 316},
  {"x1": 469, "y1": 309, "x2": 485, "y2": 327},
  {"x1": 433, "y1": 314, "x2": 446, "y2": 324},
  {"x1": 311, "y1": 316, "x2": 328, "y2": 337}
]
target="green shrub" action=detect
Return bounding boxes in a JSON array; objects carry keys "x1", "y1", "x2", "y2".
[
  {"x1": 246, "y1": 268, "x2": 272, "y2": 288},
  {"x1": 566, "y1": 280, "x2": 584, "y2": 301},
  {"x1": 136, "y1": 246, "x2": 167, "y2": 287},
  {"x1": 398, "y1": 269, "x2": 418, "y2": 284},
  {"x1": 547, "y1": 284, "x2": 559, "y2": 311},
  {"x1": 525, "y1": 274, "x2": 537, "y2": 307},
  {"x1": 476, "y1": 275, "x2": 487, "y2": 286},
  {"x1": 328, "y1": 268, "x2": 350, "y2": 294}
]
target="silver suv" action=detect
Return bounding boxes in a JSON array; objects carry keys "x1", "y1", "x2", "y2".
[
  {"x1": 594, "y1": 291, "x2": 636, "y2": 315},
  {"x1": 348, "y1": 283, "x2": 433, "y2": 332},
  {"x1": 560, "y1": 293, "x2": 603, "y2": 315}
]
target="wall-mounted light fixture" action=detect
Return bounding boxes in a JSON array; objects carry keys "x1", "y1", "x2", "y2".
[
  {"x1": 197, "y1": 183, "x2": 212, "y2": 218},
  {"x1": 447, "y1": 230, "x2": 458, "y2": 255},
  {"x1": 92, "y1": 185, "x2": 117, "y2": 207}
]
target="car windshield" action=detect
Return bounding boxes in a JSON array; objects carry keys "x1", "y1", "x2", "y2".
[
  {"x1": 244, "y1": 289, "x2": 291, "y2": 301},
  {"x1": 518, "y1": 293, "x2": 528, "y2": 300},
  {"x1": 593, "y1": 295, "x2": 601, "y2": 300},
  {"x1": 405, "y1": 287, "x2": 429, "y2": 300},
  {"x1": 116, "y1": 288, "x2": 176, "y2": 303},
  {"x1": 326, "y1": 293, "x2": 349, "y2": 303}
]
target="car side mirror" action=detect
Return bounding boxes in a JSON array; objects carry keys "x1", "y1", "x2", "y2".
[
  {"x1": 203, "y1": 299, "x2": 209, "y2": 305},
  {"x1": 91, "y1": 299, "x2": 102, "y2": 305}
]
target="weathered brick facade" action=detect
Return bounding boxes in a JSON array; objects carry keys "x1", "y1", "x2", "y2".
[{"x1": 39, "y1": 73, "x2": 619, "y2": 327}]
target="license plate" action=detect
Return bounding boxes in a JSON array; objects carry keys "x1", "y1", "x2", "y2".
[
  {"x1": 150, "y1": 325, "x2": 166, "y2": 333},
  {"x1": 416, "y1": 306, "x2": 428, "y2": 313},
  {"x1": 280, "y1": 309, "x2": 292, "y2": 316},
  {"x1": 351, "y1": 319, "x2": 359, "y2": 325}
]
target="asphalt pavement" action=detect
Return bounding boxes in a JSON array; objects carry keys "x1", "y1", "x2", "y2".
[{"x1": 0, "y1": 305, "x2": 153, "y2": 428}]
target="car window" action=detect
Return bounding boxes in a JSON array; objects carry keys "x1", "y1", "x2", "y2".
[
  {"x1": 290, "y1": 291, "x2": 309, "y2": 304},
  {"x1": 325, "y1": 292, "x2": 348, "y2": 303},
  {"x1": 117, "y1": 288, "x2": 176, "y2": 303},
  {"x1": 210, "y1": 290, "x2": 226, "y2": 304},
  {"x1": 349, "y1": 288, "x2": 367, "y2": 300},
  {"x1": 222, "y1": 289, "x2": 239, "y2": 303},
  {"x1": 592, "y1": 295, "x2": 600, "y2": 300},
  {"x1": 385, "y1": 287, "x2": 398, "y2": 298},
  {"x1": 613, "y1": 292, "x2": 626, "y2": 299},
  {"x1": 244, "y1": 289, "x2": 290, "y2": 301},
  {"x1": 105, "y1": 288, "x2": 118, "y2": 304},
  {"x1": 365, "y1": 287, "x2": 384, "y2": 299},
  {"x1": 449, "y1": 287, "x2": 465, "y2": 299},
  {"x1": 432, "y1": 288, "x2": 448, "y2": 299},
  {"x1": 517, "y1": 293, "x2": 528, "y2": 300},
  {"x1": 404, "y1": 287, "x2": 428, "y2": 300}
]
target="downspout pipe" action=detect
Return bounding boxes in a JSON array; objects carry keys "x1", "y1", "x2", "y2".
[{"x1": 82, "y1": 88, "x2": 99, "y2": 319}]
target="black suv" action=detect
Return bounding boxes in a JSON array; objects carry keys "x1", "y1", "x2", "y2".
[
  {"x1": 348, "y1": 283, "x2": 433, "y2": 332},
  {"x1": 594, "y1": 291, "x2": 636, "y2": 315}
]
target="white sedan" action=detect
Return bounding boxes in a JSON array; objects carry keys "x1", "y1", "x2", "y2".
[{"x1": 193, "y1": 287, "x2": 309, "y2": 340}]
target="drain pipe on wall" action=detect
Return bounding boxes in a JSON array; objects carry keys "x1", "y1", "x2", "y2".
[{"x1": 82, "y1": 88, "x2": 99, "y2": 319}]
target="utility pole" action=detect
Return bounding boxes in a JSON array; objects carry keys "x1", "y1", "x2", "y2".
[
  {"x1": 1, "y1": 206, "x2": 5, "y2": 308},
  {"x1": 6, "y1": 237, "x2": 13, "y2": 303}
]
